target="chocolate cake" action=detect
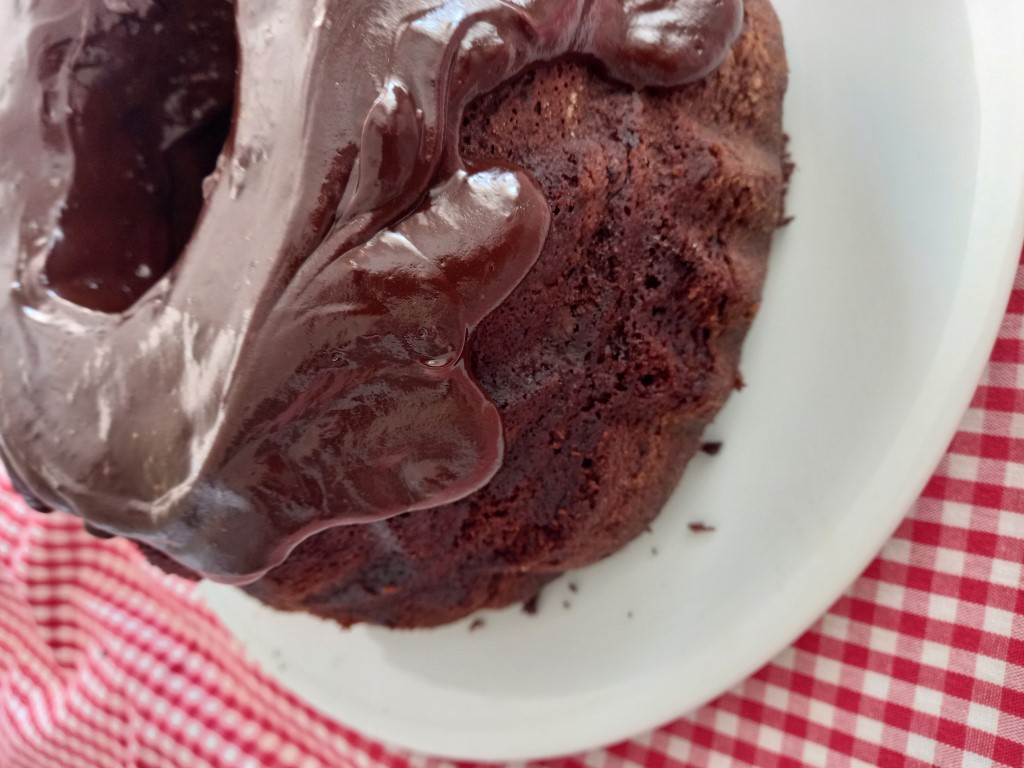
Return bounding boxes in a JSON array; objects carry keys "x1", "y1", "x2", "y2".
[{"x1": 0, "y1": 0, "x2": 788, "y2": 628}]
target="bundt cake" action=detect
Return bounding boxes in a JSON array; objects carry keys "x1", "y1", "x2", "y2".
[{"x1": 0, "y1": 0, "x2": 788, "y2": 627}]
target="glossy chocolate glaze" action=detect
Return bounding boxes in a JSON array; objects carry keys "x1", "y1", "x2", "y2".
[{"x1": 0, "y1": 0, "x2": 742, "y2": 584}]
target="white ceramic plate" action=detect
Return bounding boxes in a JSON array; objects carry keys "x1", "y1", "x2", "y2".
[{"x1": 199, "y1": 1, "x2": 1024, "y2": 761}]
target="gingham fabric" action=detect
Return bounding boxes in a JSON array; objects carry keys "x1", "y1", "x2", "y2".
[{"x1": 1, "y1": 247, "x2": 1022, "y2": 768}]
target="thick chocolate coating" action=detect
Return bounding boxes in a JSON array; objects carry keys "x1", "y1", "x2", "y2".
[{"x1": 0, "y1": 1, "x2": 742, "y2": 583}]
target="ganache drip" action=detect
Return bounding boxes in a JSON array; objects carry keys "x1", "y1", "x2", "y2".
[{"x1": 0, "y1": 0, "x2": 743, "y2": 584}]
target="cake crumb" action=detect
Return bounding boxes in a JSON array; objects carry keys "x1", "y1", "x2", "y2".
[
  {"x1": 568, "y1": 582, "x2": 578, "y2": 593},
  {"x1": 689, "y1": 522, "x2": 716, "y2": 533},
  {"x1": 651, "y1": 547, "x2": 659, "y2": 556},
  {"x1": 523, "y1": 595, "x2": 540, "y2": 615},
  {"x1": 701, "y1": 442, "x2": 723, "y2": 456},
  {"x1": 627, "y1": 611, "x2": 634, "y2": 619},
  {"x1": 469, "y1": 618, "x2": 485, "y2": 632},
  {"x1": 562, "y1": 600, "x2": 571, "y2": 610}
]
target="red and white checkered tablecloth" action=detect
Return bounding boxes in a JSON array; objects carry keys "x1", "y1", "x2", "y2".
[{"x1": 1, "y1": 247, "x2": 1022, "y2": 768}]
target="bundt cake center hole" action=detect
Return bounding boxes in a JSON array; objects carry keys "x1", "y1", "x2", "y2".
[{"x1": 43, "y1": 1, "x2": 238, "y2": 314}]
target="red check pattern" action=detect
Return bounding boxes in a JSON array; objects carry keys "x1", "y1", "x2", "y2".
[{"x1": 1, "y1": 247, "x2": 1022, "y2": 768}]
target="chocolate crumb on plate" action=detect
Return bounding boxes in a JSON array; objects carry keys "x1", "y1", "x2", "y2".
[
  {"x1": 523, "y1": 595, "x2": 540, "y2": 616},
  {"x1": 689, "y1": 522, "x2": 717, "y2": 533}
]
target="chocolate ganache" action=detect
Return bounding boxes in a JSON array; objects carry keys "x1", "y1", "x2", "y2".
[{"x1": 0, "y1": 0, "x2": 743, "y2": 584}]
